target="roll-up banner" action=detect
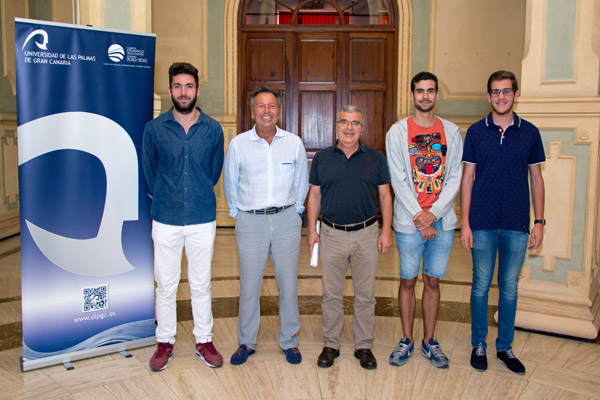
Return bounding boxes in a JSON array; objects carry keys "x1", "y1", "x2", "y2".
[{"x1": 15, "y1": 18, "x2": 156, "y2": 371}]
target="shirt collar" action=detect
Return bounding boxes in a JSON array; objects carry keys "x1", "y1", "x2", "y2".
[
  {"x1": 332, "y1": 140, "x2": 366, "y2": 154},
  {"x1": 165, "y1": 106, "x2": 205, "y2": 124},
  {"x1": 250, "y1": 125, "x2": 284, "y2": 141},
  {"x1": 485, "y1": 112, "x2": 521, "y2": 130}
]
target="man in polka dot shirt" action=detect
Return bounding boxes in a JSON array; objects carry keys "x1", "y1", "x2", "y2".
[{"x1": 460, "y1": 70, "x2": 545, "y2": 375}]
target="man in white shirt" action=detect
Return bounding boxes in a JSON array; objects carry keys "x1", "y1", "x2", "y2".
[{"x1": 223, "y1": 86, "x2": 309, "y2": 365}]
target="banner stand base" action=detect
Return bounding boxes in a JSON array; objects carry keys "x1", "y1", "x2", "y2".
[
  {"x1": 119, "y1": 350, "x2": 132, "y2": 358},
  {"x1": 21, "y1": 336, "x2": 156, "y2": 372},
  {"x1": 63, "y1": 362, "x2": 74, "y2": 370}
]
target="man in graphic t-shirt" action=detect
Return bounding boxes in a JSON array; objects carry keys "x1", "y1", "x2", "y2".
[{"x1": 385, "y1": 72, "x2": 463, "y2": 368}]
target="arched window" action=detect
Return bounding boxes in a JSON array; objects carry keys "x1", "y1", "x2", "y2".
[{"x1": 243, "y1": 0, "x2": 393, "y2": 26}]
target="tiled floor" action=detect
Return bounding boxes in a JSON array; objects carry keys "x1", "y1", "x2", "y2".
[{"x1": 1, "y1": 229, "x2": 599, "y2": 399}]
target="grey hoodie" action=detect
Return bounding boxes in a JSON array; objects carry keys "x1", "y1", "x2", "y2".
[{"x1": 385, "y1": 116, "x2": 463, "y2": 234}]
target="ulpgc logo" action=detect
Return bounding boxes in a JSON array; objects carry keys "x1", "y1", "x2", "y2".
[
  {"x1": 21, "y1": 29, "x2": 49, "y2": 51},
  {"x1": 108, "y1": 44, "x2": 124, "y2": 62}
]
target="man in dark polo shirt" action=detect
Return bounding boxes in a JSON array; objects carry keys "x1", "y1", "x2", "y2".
[
  {"x1": 460, "y1": 70, "x2": 545, "y2": 375},
  {"x1": 307, "y1": 105, "x2": 393, "y2": 370}
]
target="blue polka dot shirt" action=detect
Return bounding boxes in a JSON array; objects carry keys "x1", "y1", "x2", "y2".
[{"x1": 462, "y1": 113, "x2": 545, "y2": 233}]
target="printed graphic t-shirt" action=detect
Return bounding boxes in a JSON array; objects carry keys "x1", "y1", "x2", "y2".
[{"x1": 407, "y1": 117, "x2": 447, "y2": 212}]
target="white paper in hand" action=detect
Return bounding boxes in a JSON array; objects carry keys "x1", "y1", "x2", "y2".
[{"x1": 310, "y1": 221, "x2": 320, "y2": 267}]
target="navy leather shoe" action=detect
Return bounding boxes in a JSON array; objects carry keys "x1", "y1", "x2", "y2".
[
  {"x1": 230, "y1": 345, "x2": 255, "y2": 365},
  {"x1": 283, "y1": 347, "x2": 302, "y2": 364}
]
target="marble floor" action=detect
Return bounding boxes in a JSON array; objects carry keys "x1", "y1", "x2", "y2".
[{"x1": 0, "y1": 229, "x2": 599, "y2": 399}]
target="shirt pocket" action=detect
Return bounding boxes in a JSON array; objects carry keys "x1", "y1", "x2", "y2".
[{"x1": 278, "y1": 161, "x2": 295, "y2": 185}]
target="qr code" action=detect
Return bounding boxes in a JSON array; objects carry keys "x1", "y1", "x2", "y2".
[{"x1": 82, "y1": 285, "x2": 109, "y2": 313}]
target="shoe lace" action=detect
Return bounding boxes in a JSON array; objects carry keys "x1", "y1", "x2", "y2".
[
  {"x1": 156, "y1": 343, "x2": 170, "y2": 357},
  {"x1": 393, "y1": 340, "x2": 410, "y2": 356},
  {"x1": 505, "y1": 350, "x2": 516, "y2": 359},
  {"x1": 475, "y1": 344, "x2": 485, "y2": 357},
  {"x1": 429, "y1": 342, "x2": 445, "y2": 358}
]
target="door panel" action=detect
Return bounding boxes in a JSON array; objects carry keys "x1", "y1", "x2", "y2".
[
  {"x1": 247, "y1": 38, "x2": 287, "y2": 82},
  {"x1": 349, "y1": 38, "x2": 388, "y2": 83},
  {"x1": 239, "y1": 33, "x2": 293, "y2": 132},
  {"x1": 296, "y1": 32, "x2": 342, "y2": 160},
  {"x1": 350, "y1": 90, "x2": 387, "y2": 151},
  {"x1": 299, "y1": 90, "x2": 337, "y2": 157},
  {"x1": 348, "y1": 32, "x2": 395, "y2": 153},
  {"x1": 298, "y1": 38, "x2": 337, "y2": 83}
]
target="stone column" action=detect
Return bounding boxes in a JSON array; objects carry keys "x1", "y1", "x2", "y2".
[{"x1": 513, "y1": 0, "x2": 600, "y2": 339}]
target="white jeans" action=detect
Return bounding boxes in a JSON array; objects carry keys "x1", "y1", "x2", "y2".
[{"x1": 152, "y1": 220, "x2": 216, "y2": 344}]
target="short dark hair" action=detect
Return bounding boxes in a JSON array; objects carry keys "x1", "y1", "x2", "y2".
[
  {"x1": 250, "y1": 85, "x2": 282, "y2": 108},
  {"x1": 168, "y1": 62, "x2": 199, "y2": 87},
  {"x1": 411, "y1": 72, "x2": 438, "y2": 92},
  {"x1": 487, "y1": 70, "x2": 518, "y2": 93}
]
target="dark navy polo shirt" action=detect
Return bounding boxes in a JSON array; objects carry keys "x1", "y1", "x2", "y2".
[
  {"x1": 462, "y1": 113, "x2": 545, "y2": 233},
  {"x1": 310, "y1": 142, "x2": 390, "y2": 225}
]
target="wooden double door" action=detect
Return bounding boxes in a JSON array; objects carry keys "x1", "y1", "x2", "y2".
[{"x1": 238, "y1": 30, "x2": 396, "y2": 159}]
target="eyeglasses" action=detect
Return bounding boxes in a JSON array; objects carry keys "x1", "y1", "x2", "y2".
[
  {"x1": 337, "y1": 119, "x2": 362, "y2": 127},
  {"x1": 490, "y1": 88, "x2": 515, "y2": 97}
]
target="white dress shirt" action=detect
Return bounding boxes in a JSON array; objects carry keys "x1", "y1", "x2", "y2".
[{"x1": 223, "y1": 126, "x2": 309, "y2": 218}]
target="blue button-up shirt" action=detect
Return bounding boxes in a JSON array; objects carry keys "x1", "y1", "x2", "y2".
[
  {"x1": 142, "y1": 107, "x2": 224, "y2": 226},
  {"x1": 223, "y1": 126, "x2": 309, "y2": 218}
]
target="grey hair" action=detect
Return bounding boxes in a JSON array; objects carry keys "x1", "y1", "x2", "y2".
[{"x1": 337, "y1": 105, "x2": 364, "y2": 125}]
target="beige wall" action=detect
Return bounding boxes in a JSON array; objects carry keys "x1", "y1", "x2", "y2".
[{"x1": 429, "y1": 0, "x2": 525, "y2": 101}]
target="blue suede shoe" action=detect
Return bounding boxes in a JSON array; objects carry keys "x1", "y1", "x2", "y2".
[
  {"x1": 283, "y1": 347, "x2": 302, "y2": 364},
  {"x1": 230, "y1": 345, "x2": 255, "y2": 365}
]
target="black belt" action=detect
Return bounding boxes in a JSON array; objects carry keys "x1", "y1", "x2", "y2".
[
  {"x1": 322, "y1": 216, "x2": 377, "y2": 232},
  {"x1": 245, "y1": 204, "x2": 293, "y2": 215}
]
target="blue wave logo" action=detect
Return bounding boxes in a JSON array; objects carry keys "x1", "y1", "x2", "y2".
[
  {"x1": 108, "y1": 44, "x2": 124, "y2": 62},
  {"x1": 22, "y1": 319, "x2": 155, "y2": 359}
]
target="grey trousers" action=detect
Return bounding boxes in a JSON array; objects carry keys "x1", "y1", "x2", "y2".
[
  {"x1": 234, "y1": 206, "x2": 302, "y2": 349},
  {"x1": 320, "y1": 222, "x2": 379, "y2": 349}
]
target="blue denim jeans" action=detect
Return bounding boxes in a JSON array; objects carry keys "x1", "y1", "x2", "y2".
[
  {"x1": 470, "y1": 229, "x2": 528, "y2": 352},
  {"x1": 395, "y1": 219, "x2": 454, "y2": 280}
]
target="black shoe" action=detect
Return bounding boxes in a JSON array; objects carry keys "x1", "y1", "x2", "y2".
[
  {"x1": 470, "y1": 344, "x2": 487, "y2": 371},
  {"x1": 497, "y1": 350, "x2": 525, "y2": 374},
  {"x1": 354, "y1": 348, "x2": 377, "y2": 370},
  {"x1": 317, "y1": 347, "x2": 340, "y2": 368}
]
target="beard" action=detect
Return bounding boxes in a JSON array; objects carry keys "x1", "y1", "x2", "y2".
[
  {"x1": 414, "y1": 101, "x2": 435, "y2": 112},
  {"x1": 172, "y1": 94, "x2": 197, "y2": 114}
]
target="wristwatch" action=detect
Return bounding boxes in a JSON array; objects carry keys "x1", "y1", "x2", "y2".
[{"x1": 534, "y1": 219, "x2": 546, "y2": 226}]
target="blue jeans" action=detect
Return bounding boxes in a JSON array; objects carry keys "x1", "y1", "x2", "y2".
[
  {"x1": 395, "y1": 219, "x2": 454, "y2": 280},
  {"x1": 470, "y1": 229, "x2": 528, "y2": 352}
]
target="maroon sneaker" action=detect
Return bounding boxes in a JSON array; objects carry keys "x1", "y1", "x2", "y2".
[
  {"x1": 149, "y1": 342, "x2": 174, "y2": 371},
  {"x1": 196, "y1": 342, "x2": 224, "y2": 368}
]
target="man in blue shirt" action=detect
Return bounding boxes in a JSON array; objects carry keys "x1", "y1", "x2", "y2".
[
  {"x1": 223, "y1": 86, "x2": 309, "y2": 365},
  {"x1": 142, "y1": 62, "x2": 224, "y2": 371},
  {"x1": 461, "y1": 70, "x2": 545, "y2": 375}
]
